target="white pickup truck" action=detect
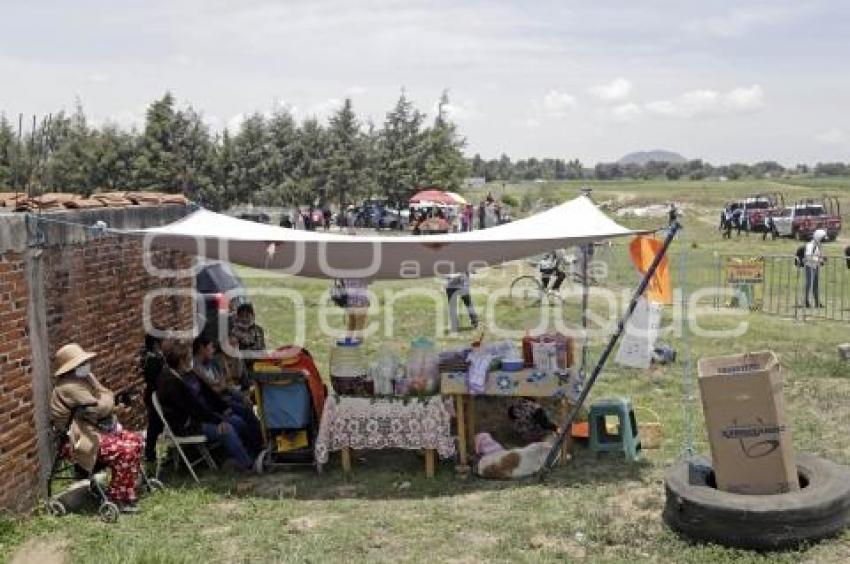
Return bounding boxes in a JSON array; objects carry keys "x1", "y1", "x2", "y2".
[{"x1": 773, "y1": 202, "x2": 841, "y2": 241}]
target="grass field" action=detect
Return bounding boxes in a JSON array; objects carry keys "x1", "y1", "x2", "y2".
[{"x1": 3, "y1": 177, "x2": 850, "y2": 563}]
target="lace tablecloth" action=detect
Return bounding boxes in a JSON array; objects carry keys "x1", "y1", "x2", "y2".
[{"x1": 315, "y1": 395, "x2": 456, "y2": 466}]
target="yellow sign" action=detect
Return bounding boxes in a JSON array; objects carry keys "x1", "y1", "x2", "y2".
[{"x1": 724, "y1": 257, "x2": 764, "y2": 309}]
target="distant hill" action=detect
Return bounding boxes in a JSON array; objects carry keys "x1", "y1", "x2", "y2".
[{"x1": 618, "y1": 150, "x2": 687, "y2": 165}]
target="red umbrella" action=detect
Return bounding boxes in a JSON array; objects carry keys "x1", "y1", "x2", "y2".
[{"x1": 410, "y1": 189, "x2": 456, "y2": 206}]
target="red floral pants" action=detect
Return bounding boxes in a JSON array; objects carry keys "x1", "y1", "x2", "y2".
[{"x1": 98, "y1": 431, "x2": 143, "y2": 503}]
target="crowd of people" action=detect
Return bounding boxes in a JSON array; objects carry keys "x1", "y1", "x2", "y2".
[
  {"x1": 719, "y1": 204, "x2": 779, "y2": 240},
  {"x1": 49, "y1": 304, "x2": 270, "y2": 514}
]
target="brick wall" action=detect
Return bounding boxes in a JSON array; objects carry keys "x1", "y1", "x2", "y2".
[
  {"x1": 0, "y1": 205, "x2": 193, "y2": 513},
  {"x1": 0, "y1": 251, "x2": 38, "y2": 512},
  {"x1": 43, "y1": 237, "x2": 193, "y2": 429}
]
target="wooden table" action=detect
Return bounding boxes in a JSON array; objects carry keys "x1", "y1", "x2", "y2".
[
  {"x1": 315, "y1": 395, "x2": 456, "y2": 478},
  {"x1": 441, "y1": 369, "x2": 574, "y2": 471}
]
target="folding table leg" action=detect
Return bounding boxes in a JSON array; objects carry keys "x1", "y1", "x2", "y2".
[{"x1": 425, "y1": 449, "x2": 436, "y2": 478}]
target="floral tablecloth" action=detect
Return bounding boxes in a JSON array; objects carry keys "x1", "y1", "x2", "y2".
[{"x1": 315, "y1": 395, "x2": 456, "y2": 466}]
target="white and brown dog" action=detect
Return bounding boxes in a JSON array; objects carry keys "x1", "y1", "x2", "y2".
[{"x1": 474, "y1": 432, "x2": 559, "y2": 479}]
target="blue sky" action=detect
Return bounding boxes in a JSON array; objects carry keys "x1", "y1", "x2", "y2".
[{"x1": 2, "y1": 0, "x2": 849, "y2": 164}]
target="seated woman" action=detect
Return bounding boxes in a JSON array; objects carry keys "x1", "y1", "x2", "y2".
[
  {"x1": 190, "y1": 336, "x2": 262, "y2": 455},
  {"x1": 50, "y1": 343, "x2": 144, "y2": 513},
  {"x1": 157, "y1": 341, "x2": 259, "y2": 472}
]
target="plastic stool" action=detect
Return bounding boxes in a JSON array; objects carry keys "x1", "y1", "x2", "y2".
[{"x1": 589, "y1": 397, "x2": 641, "y2": 461}]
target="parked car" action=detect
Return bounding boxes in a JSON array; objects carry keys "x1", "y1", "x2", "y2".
[
  {"x1": 237, "y1": 212, "x2": 271, "y2": 224},
  {"x1": 377, "y1": 208, "x2": 410, "y2": 230},
  {"x1": 773, "y1": 197, "x2": 842, "y2": 241},
  {"x1": 195, "y1": 261, "x2": 248, "y2": 342}
]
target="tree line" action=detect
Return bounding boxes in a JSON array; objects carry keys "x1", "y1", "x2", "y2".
[
  {"x1": 468, "y1": 155, "x2": 850, "y2": 182},
  {"x1": 0, "y1": 91, "x2": 468, "y2": 211}
]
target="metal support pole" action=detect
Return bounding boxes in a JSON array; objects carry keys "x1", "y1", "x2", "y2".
[{"x1": 539, "y1": 222, "x2": 681, "y2": 476}]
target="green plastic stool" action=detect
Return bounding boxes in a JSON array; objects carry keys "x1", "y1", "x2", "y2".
[{"x1": 589, "y1": 397, "x2": 641, "y2": 461}]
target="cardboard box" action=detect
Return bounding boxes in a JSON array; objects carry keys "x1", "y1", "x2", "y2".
[{"x1": 698, "y1": 351, "x2": 799, "y2": 495}]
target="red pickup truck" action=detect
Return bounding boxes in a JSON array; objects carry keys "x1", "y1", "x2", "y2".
[{"x1": 773, "y1": 197, "x2": 842, "y2": 241}]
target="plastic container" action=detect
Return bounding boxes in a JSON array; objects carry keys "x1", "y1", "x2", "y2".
[
  {"x1": 406, "y1": 337, "x2": 439, "y2": 394},
  {"x1": 523, "y1": 331, "x2": 574, "y2": 370},
  {"x1": 330, "y1": 338, "x2": 373, "y2": 395},
  {"x1": 369, "y1": 348, "x2": 399, "y2": 396},
  {"x1": 500, "y1": 358, "x2": 524, "y2": 372}
]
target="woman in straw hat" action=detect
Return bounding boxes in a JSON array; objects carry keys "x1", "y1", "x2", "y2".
[{"x1": 50, "y1": 343, "x2": 144, "y2": 513}]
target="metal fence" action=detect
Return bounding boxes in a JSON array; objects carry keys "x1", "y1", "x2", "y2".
[
  {"x1": 717, "y1": 253, "x2": 850, "y2": 322},
  {"x1": 581, "y1": 243, "x2": 850, "y2": 323}
]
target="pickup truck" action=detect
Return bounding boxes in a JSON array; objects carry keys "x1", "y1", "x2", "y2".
[
  {"x1": 741, "y1": 194, "x2": 783, "y2": 232},
  {"x1": 773, "y1": 198, "x2": 841, "y2": 241}
]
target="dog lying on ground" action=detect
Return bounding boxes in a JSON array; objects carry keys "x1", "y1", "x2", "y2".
[{"x1": 474, "y1": 432, "x2": 560, "y2": 479}]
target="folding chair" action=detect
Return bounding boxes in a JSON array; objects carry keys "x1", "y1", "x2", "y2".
[{"x1": 151, "y1": 392, "x2": 217, "y2": 483}]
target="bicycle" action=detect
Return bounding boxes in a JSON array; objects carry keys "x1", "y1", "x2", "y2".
[{"x1": 509, "y1": 260, "x2": 597, "y2": 307}]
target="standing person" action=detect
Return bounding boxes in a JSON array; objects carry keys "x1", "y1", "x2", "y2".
[
  {"x1": 804, "y1": 229, "x2": 827, "y2": 308},
  {"x1": 478, "y1": 201, "x2": 486, "y2": 230},
  {"x1": 495, "y1": 202, "x2": 502, "y2": 224},
  {"x1": 50, "y1": 343, "x2": 144, "y2": 512},
  {"x1": 445, "y1": 272, "x2": 479, "y2": 332},
  {"x1": 141, "y1": 333, "x2": 173, "y2": 463},
  {"x1": 323, "y1": 207, "x2": 332, "y2": 231},
  {"x1": 722, "y1": 207, "x2": 733, "y2": 239},
  {"x1": 763, "y1": 213, "x2": 778, "y2": 241},
  {"x1": 732, "y1": 208, "x2": 743, "y2": 238},
  {"x1": 719, "y1": 206, "x2": 727, "y2": 231},
  {"x1": 464, "y1": 204, "x2": 473, "y2": 232},
  {"x1": 304, "y1": 207, "x2": 314, "y2": 231}
]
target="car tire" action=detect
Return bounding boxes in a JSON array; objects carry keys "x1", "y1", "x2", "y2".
[{"x1": 663, "y1": 452, "x2": 850, "y2": 550}]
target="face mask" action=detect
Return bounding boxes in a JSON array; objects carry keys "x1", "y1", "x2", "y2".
[{"x1": 75, "y1": 363, "x2": 91, "y2": 378}]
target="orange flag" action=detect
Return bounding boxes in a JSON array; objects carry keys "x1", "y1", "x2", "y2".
[{"x1": 628, "y1": 235, "x2": 672, "y2": 305}]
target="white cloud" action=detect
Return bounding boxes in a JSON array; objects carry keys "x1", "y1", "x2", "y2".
[
  {"x1": 538, "y1": 89, "x2": 577, "y2": 118},
  {"x1": 434, "y1": 98, "x2": 480, "y2": 121},
  {"x1": 305, "y1": 98, "x2": 343, "y2": 121},
  {"x1": 345, "y1": 86, "x2": 367, "y2": 97},
  {"x1": 724, "y1": 85, "x2": 765, "y2": 112},
  {"x1": 645, "y1": 85, "x2": 764, "y2": 118},
  {"x1": 88, "y1": 72, "x2": 109, "y2": 84},
  {"x1": 590, "y1": 78, "x2": 632, "y2": 102},
  {"x1": 171, "y1": 53, "x2": 193, "y2": 66},
  {"x1": 683, "y1": 5, "x2": 811, "y2": 38},
  {"x1": 609, "y1": 102, "x2": 642, "y2": 122},
  {"x1": 815, "y1": 128, "x2": 848, "y2": 145},
  {"x1": 226, "y1": 113, "x2": 246, "y2": 132}
]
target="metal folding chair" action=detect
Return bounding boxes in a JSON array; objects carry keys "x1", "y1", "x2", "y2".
[{"x1": 151, "y1": 392, "x2": 217, "y2": 483}]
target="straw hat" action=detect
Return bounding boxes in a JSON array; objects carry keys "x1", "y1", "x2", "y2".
[{"x1": 54, "y1": 343, "x2": 97, "y2": 376}]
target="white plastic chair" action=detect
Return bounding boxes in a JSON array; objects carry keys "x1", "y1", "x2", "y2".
[{"x1": 151, "y1": 392, "x2": 217, "y2": 483}]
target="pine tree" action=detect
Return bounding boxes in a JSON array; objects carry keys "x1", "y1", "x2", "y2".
[
  {"x1": 264, "y1": 109, "x2": 300, "y2": 205},
  {"x1": 172, "y1": 106, "x2": 215, "y2": 203},
  {"x1": 232, "y1": 113, "x2": 271, "y2": 205},
  {"x1": 295, "y1": 117, "x2": 328, "y2": 206},
  {"x1": 326, "y1": 98, "x2": 368, "y2": 208},
  {"x1": 46, "y1": 104, "x2": 98, "y2": 195},
  {"x1": 134, "y1": 92, "x2": 180, "y2": 191},
  {"x1": 377, "y1": 90, "x2": 425, "y2": 205},
  {"x1": 420, "y1": 90, "x2": 469, "y2": 190},
  {"x1": 0, "y1": 114, "x2": 18, "y2": 189}
]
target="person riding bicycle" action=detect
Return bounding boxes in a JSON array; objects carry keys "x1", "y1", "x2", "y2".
[{"x1": 539, "y1": 250, "x2": 567, "y2": 294}]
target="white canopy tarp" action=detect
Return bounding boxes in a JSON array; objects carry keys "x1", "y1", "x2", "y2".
[{"x1": 137, "y1": 195, "x2": 637, "y2": 279}]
